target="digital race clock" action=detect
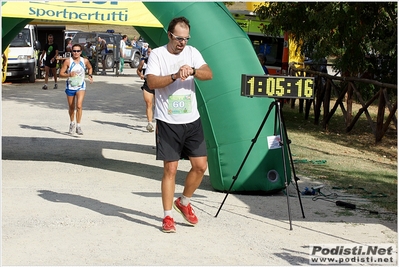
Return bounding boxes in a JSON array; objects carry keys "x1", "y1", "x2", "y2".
[{"x1": 241, "y1": 74, "x2": 315, "y2": 99}]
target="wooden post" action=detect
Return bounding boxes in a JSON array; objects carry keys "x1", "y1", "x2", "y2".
[
  {"x1": 346, "y1": 82, "x2": 354, "y2": 127},
  {"x1": 376, "y1": 88, "x2": 386, "y2": 142}
]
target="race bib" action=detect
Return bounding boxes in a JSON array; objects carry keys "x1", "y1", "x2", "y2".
[
  {"x1": 69, "y1": 75, "x2": 84, "y2": 87},
  {"x1": 168, "y1": 95, "x2": 192, "y2": 115}
]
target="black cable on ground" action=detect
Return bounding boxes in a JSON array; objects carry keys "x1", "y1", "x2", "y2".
[
  {"x1": 311, "y1": 195, "x2": 397, "y2": 215},
  {"x1": 285, "y1": 180, "x2": 396, "y2": 215}
]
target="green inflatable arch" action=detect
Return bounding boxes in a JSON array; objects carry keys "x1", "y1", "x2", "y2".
[
  {"x1": 2, "y1": 2, "x2": 290, "y2": 192},
  {"x1": 2, "y1": 18, "x2": 33, "y2": 52}
]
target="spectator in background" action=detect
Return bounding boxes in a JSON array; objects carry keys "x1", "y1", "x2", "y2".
[
  {"x1": 141, "y1": 43, "x2": 149, "y2": 57},
  {"x1": 40, "y1": 34, "x2": 59, "y2": 90},
  {"x1": 132, "y1": 36, "x2": 138, "y2": 48},
  {"x1": 83, "y1": 42, "x2": 93, "y2": 58},
  {"x1": 83, "y1": 42, "x2": 94, "y2": 66},
  {"x1": 257, "y1": 53, "x2": 269, "y2": 74},
  {"x1": 119, "y1": 35, "x2": 128, "y2": 75},
  {"x1": 65, "y1": 38, "x2": 72, "y2": 52},
  {"x1": 136, "y1": 47, "x2": 154, "y2": 132},
  {"x1": 97, "y1": 36, "x2": 107, "y2": 75}
]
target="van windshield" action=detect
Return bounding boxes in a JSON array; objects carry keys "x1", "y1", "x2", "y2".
[{"x1": 10, "y1": 29, "x2": 32, "y2": 47}]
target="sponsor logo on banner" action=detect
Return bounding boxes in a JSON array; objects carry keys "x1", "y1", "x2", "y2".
[
  {"x1": 28, "y1": 1, "x2": 127, "y2": 22},
  {"x1": 2, "y1": 1, "x2": 162, "y2": 27}
]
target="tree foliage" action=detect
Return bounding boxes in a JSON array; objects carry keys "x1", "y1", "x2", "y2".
[{"x1": 255, "y1": 2, "x2": 397, "y2": 84}]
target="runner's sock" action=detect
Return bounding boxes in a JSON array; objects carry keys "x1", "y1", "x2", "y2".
[
  {"x1": 164, "y1": 210, "x2": 172, "y2": 218},
  {"x1": 181, "y1": 195, "x2": 190, "y2": 206}
]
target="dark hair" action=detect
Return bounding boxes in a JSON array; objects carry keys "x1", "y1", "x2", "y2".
[
  {"x1": 72, "y1": 44, "x2": 83, "y2": 50},
  {"x1": 167, "y1": 16, "x2": 190, "y2": 33},
  {"x1": 122, "y1": 35, "x2": 127, "y2": 39}
]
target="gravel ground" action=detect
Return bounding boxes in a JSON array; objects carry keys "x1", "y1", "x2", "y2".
[{"x1": 2, "y1": 67, "x2": 397, "y2": 266}]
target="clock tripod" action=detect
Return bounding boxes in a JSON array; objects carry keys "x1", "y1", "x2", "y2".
[{"x1": 215, "y1": 74, "x2": 314, "y2": 230}]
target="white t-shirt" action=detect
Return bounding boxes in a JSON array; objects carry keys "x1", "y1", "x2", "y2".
[
  {"x1": 145, "y1": 45, "x2": 207, "y2": 124},
  {"x1": 120, "y1": 39, "x2": 126, "y2": 57}
]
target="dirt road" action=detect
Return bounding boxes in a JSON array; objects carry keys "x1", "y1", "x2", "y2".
[{"x1": 2, "y1": 68, "x2": 397, "y2": 265}]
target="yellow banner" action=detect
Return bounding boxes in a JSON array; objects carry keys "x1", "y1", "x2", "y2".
[{"x1": 1, "y1": 1, "x2": 163, "y2": 27}]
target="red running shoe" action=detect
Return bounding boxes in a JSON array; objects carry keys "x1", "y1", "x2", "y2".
[
  {"x1": 162, "y1": 216, "x2": 176, "y2": 233},
  {"x1": 173, "y1": 197, "x2": 198, "y2": 225}
]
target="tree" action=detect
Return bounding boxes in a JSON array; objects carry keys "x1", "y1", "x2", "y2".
[{"x1": 255, "y1": 2, "x2": 397, "y2": 84}]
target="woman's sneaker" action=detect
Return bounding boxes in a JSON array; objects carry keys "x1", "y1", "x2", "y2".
[
  {"x1": 76, "y1": 125, "x2": 83, "y2": 135},
  {"x1": 68, "y1": 122, "x2": 75, "y2": 134},
  {"x1": 42, "y1": 85, "x2": 48, "y2": 90}
]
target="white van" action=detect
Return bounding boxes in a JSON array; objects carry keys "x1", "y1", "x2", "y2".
[
  {"x1": 64, "y1": 30, "x2": 81, "y2": 40},
  {"x1": 6, "y1": 24, "x2": 41, "y2": 83}
]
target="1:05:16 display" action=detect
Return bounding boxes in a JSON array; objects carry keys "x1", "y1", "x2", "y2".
[{"x1": 244, "y1": 76, "x2": 314, "y2": 99}]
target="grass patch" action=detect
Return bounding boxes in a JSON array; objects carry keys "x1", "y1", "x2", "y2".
[
  {"x1": 281, "y1": 101, "x2": 397, "y2": 214},
  {"x1": 314, "y1": 211, "x2": 328, "y2": 218},
  {"x1": 335, "y1": 209, "x2": 355, "y2": 217}
]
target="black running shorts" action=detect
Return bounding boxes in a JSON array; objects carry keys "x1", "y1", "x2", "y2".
[
  {"x1": 141, "y1": 80, "x2": 155, "y2": 95},
  {"x1": 44, "y1": 59, "x2": 57, "y2": 68},
  {"x1": 156, "y1": 118, "x2": 207, "y2": 161}
]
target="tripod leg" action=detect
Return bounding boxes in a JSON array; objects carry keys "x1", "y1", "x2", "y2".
[
  {"x1": 280, "y1": 108, "x2": 306, "y2": 219},
  {"x1": 215, "y1": 102, "x2": 276, "y2": 217},
  {"x1": 276, "y1": 101, "x2": 293, "y2": 230}
]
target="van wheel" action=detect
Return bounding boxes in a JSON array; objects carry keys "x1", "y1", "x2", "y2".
[
  {"x1": 105, "y1": 54, "x2": 114, "y2": 69},
  {"x1": 129, "y1": 53, "x2": 141, "y2": 68},
  {"x1": 29, "y1": 72, "x2": 35, "y2": 83}
]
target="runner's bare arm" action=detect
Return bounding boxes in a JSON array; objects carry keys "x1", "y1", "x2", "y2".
[
  {"x1": 136, "y1": 59, "x2": 145, "y2": 79},
  {"x1": 85, "y1": 58, "x2": 93, "y2": 83},
  {"x1": 146, "y1": 74, "x2": 176, "y2": 89},
  {"x1": 147, "y1": 64, "x2": 212, "y2": 89},
  {"x1": 59, "y1": 60, "x2": 70, "y2": 78},
  {"x1": 192, "y1": 64, "x2": 213, "y2": 81}
]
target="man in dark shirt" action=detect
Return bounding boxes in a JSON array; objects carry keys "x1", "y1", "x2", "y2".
[
  {"x1": 40, "y1": 34, "x2": 59, "y2": 89},
  {"x1": 97, "y1": 36, "x2": 107, "y2": 75}
]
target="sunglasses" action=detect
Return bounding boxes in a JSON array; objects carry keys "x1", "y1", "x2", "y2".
[
  {"x1": 170, "y1": 32, "x2": 190, "y2": 42},
  {"x1": 72, "y1": 50, "x2": 81, "y2": 52}
]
